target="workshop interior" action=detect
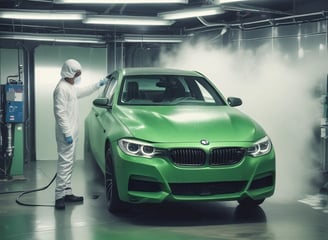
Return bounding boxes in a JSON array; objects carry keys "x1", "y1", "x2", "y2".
[{"x1": 1, "y1": 0, "x2": 328, "y2": 240}]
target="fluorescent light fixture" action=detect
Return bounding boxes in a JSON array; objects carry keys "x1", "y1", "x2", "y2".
[
  {"x1": 220, "y1": 26, "x2": 228, "y2": 35},
  {"x1": 0, "y1": 32, "x2": 105, "y2": 44},
  {"x1": 218, "y1": 0, "x2": 248, "y2": 4},
  {"x1": 84, "y1": 15, "x2": 174, "y2": 26},
  {"x1": 158, "y1": 6, "x2": 224, "y2": 20},
  {"x1": 0, "y1": 9, "x2": 85, "y2": 20},
  {"x1": 54, "y1": 0, "x2": 188, "y2": 4},
  {"x1": 123, "y1": 34, "x2": 184, "y2": 43}
]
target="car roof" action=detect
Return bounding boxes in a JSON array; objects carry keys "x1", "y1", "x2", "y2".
[{"x1": 120, "y1": 67, "x2": 204, "y2": 77}]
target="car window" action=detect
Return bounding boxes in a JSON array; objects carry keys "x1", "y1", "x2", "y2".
[
  {"x1": 103, "y1": 76, "x2": 118, "y2": 104},
  {"x1": 119, "y1": 75, "x2": 225, "y2": 106}
]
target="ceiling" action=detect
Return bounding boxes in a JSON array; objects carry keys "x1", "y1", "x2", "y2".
[{"x1": 0, "y1": 0, "x2": 328, "y2": 42}]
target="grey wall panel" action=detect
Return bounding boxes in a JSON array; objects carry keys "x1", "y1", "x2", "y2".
[
  {"x1": 35, "y1": 45, "x2": 106, "y2": 161},
  {"x1": 0, "y1": 49, "x2": 22, "y2": 84}
]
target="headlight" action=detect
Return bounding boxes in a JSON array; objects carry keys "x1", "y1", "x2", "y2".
[
  {"x1": 118, "y1": 139, "x2": 161, "y2": 158},
  {"x1": 247, "y1": 136, "x2": 272, "y2": 157}
]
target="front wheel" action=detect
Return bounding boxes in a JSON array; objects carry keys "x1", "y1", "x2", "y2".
[{"x1": 105, "y1": 147, "x2": 124, "y2": 213}]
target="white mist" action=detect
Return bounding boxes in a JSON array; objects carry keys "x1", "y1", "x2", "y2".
[{"x1": 157, "y1": 40, "x2": 326, "y2": 202}]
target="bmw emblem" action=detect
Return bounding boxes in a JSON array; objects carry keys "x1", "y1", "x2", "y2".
[{"x1": 200, "y1": 139, "x2": 209, "y2": 145}]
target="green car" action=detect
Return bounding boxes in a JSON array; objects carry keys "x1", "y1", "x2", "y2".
[{"x1": 84, "y1": 67, "x2": 275, "y2": 213}]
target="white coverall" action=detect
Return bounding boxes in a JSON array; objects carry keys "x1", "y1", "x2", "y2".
[{"x1": 53, "y1": 59, "x2": 100, "y2": 200}]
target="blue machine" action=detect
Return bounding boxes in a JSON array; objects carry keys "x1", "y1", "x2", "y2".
[
  {"x1": 0, "y1": 70, "x2": 24, "y2": 179},
  {"x1": 5, "y1": 84, "x2": 24, "y2": 123}
]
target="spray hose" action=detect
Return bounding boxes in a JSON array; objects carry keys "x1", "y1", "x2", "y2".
[
  {"x1": 15, "y1": 173, "x2": 57, "y2": 207},
  {"x1": 0, "y1": 173, "x2": 57, "y2": 207}
]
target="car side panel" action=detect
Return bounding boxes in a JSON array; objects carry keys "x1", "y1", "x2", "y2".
[{"x1": 87, "y1": 107, "x2": 109, "y2": 172}]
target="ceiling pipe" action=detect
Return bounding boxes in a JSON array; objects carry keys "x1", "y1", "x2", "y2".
[
  {"x1": 197, "y1": 16, "x2": 227, "y2": 27},
  {"x1": 273, "y1": 11, "x2": 326, "y2": 22},
  {"x1": 187, "y1": 11, "x2": 328, "y2": 32},
  {"x1": 240, "y1": 11, "x2": 326, "y2": 30},
  {"x1": 222, "y1": 4, "x2": 292, "y2": 16}
]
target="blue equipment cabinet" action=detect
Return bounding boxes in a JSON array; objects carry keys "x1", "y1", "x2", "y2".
[{"x1": 5, "y1": 84, "x2": 24, "y2": 123}]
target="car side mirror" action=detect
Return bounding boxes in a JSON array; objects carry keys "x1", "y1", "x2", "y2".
[
  {"x1": 93, "y1": 98, "x2": 112, "y2": 109},
  {"x1": 227, "y1": 97, "x2": 242, "y2": 107}
]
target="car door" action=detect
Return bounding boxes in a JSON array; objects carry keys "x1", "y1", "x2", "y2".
[{"x1": 89, "y1": 75, "x2": 118, "y2": 170}]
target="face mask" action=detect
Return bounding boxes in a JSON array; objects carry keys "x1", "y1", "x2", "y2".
[{"x1": 74, "y1": 76, "x2": 82, "y2": 85}]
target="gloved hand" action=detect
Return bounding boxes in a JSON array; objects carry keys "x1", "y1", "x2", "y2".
[
  {"x1": 97, "y1": 77, "x2": 109, "y2": 87},
  {"x1": 64, "y1": 136, "x2": 73, "y2": 145}
]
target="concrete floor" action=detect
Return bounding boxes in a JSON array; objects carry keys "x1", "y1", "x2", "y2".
[{"x1": 0, "y1": 160, "x2": 327, "y2": 240}]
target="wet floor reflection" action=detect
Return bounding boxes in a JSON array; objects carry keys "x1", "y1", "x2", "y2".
[
  {"x1": 1, "y1": 161, "x2": 327, "y2": 240},
  {"x1": 114, "y1": 201, "x2": 267, "y2": 227},
  {"x1": 298, "y1": 194, "x2": 328, "y2": 213}
]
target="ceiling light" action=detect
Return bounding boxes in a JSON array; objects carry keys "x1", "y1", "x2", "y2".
[
  {"x1": 84, "y1": 15, "x2": 174, "y2": 26},
  {"x1": 122, "y1": 34, "x2": 184, "y2": 43},
  {"x1": 0, "y1": 9, "x2": 85, "y2": 20},
  {"x1": 54, "y1": 0, "x2": 188, "y2": 4},
  {"x1": 218, "y1": 0, "x2": 248, "y2": 4},
  {"x1": 0, "y1": 32, "x2": 105, "y2": 44},
  {"x1": 220, "y1": 26, "x2": 228, "y2": 35},
  {"x1": 158, "y1": 6, "x2": 224, "y2": 20}
]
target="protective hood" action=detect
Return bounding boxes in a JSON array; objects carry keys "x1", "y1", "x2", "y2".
[{"x1": 60, "y1": 59, "x2": 82, "y2": 79}]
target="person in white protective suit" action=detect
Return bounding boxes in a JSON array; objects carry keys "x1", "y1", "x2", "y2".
[{"x1": 53, "y1": 59, "x2": 108, "y2": 210}]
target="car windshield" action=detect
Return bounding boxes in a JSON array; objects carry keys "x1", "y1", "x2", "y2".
[{"x1": 119, "y1": 75, "x2": 226, "y2": 106}]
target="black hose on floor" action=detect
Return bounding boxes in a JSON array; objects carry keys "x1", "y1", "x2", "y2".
[{"x1": 15, "y1": 173, "x2": 57, "y2": 207}]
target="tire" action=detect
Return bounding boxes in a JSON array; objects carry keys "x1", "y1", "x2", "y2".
[
  {"x1": 237, "y1": 197, "x2": 265, "y2": 206},
  {"x1": 105, "y1": 147, "x2": 124, "y2": 213}
]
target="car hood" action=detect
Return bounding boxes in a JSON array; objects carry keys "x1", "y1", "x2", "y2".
[{"x1": 114, "y1": 105, "x2": 265, "y2": 143}]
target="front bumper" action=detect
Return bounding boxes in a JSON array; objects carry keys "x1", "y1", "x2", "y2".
[{"x1": 112, "y1": 143, "x2": 275, "y2": 204}]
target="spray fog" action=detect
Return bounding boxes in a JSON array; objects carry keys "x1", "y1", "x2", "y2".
[{"x1": 157, "y1": 39, "x2": 325, "y2": 202}]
